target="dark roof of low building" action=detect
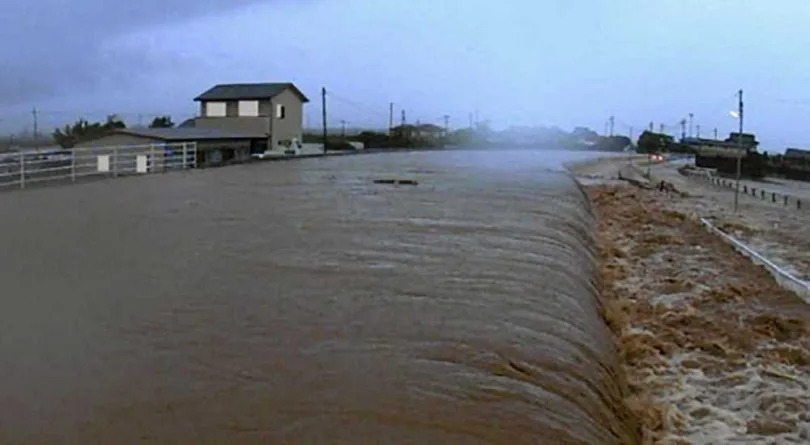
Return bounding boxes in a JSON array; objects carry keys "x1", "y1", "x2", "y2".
[
  {"x1": 682, "y1": 137, "x2": 739, "y2": 149},
  {"x1": 392, "y1": 124, "x2": 444, "y2": 132},
  {"x1": 194, "y1": 82, "x2": 309, "y2": 103},
  {"x1": 416, "y1": 124, "x2": 444, "y2": 132},
  {"x1": 114, "y1": 127, "x2": 264, "y2": 141},
  {"x1": 682, "y1": 137, "x2": 721, "y2": 145},
  {"x1": 177, "y1": 118, "x2": 196, "y2": 128},
  {"x1": 785, "y1": 148, "x2": 810, "y2": 159}
]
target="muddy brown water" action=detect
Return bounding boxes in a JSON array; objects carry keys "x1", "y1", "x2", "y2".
[{"x1": 0, "y1": 150, "x2": 636, "y2": 444}]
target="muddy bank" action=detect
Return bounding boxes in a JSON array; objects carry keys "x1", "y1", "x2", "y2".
[
  {"x1": 0, "y1": 150, "x2": 639, "y2": 444},
  {"x1": 587, "y1": 184, "x2": 810, "y2": 443}
]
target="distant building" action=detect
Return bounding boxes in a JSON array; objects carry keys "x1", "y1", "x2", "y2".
[
  {"x1": 391, "y1": 124, "x2": 446, "y2": 144},
  {"x1": 681, "y1": 132, "x2": 759, "y2": 153},
  {"x1": 72, "y1": 82, "x2": 309, "y2": 165},
  {"x1": 785, "y1": 148, "x2": 810, "y2": 160},
  {"x1": 686, "y1": 132, "x2": 765, "y2": 178},
  {"x1": 783, "y1": 148, "x2": 810, "y2": 180},
  {"x1": 194, "y1": 82, "x2": 309, "y2": 152},
  {"x1": 73, "y1": 127, "x2": 260, "y2": 166}
]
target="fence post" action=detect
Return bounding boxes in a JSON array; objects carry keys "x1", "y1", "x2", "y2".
[
  {"x1": 19, "y1": 150, "x2": 25, "y2": 189},
  {"x1": 744, "y1": 185, "x2": 747, "y2": 194},
  {"x1": 751, "y1": 188, "x2": 756, "y2": 196},
  {"x1": 799, "y1": 200, "x2": 802, "y2": 210},
  {"x1": 761, "y1": 190, "x2": 765, "y2": 199},
  {"x1": 772, "y1": 192, "x2": 776, "y2": 203},
  {"x1": 71, "y1": 149, "x2": 76, "y2": 182},
  {"x1": 182, "y1": 143, "x2": 188, "y2": 169},
  {"x1": 113, "y1": 147, "x2": 118, "y2": 177},
  {"x1": 784, "y1": 195, "x2": 789, "y2": 206}
]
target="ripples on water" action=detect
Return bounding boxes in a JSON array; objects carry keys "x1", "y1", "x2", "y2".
[{"x1": 0, "y1": 150, "x2": 637, "y2": 444}]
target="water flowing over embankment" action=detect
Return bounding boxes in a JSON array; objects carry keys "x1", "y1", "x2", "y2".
[{"x1": 0, "y1": 150, "x2": 638, "y2": 444}]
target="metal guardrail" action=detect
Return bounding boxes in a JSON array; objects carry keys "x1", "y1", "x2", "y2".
[
  {"x1": 0, "y1": 142, "x2": 197, "y2": 190},
  {"x1": 701, "y1": 217, "x2": 810, "y2": 302},
  {"x1": 681, "y1": 168, "x2": 805, "y2": 211}
]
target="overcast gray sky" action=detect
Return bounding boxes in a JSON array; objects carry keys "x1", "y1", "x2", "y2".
[{"x1": 2, "y1": 0, "x2": 810, "y2": 150}]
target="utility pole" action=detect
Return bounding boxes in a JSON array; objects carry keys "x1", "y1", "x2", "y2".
[
  {"x1": 340, "y1": 120, "x2": 347, "y2": 138},
  {"x1": 609, "y1": 116, "x2": 615, "y2": 136},
  {"x1": 734, "y1": 89, "x2": 744, "y2": 213},
  {"x1": 649, "y1": 121, "x2": 654, "y2": 132},
  {"x1": 680, "y1": 119, "x2": 687, "y2": 141},
  {"x1": 389, "y1": 102, "x2": 394, "y2": 135},
  {"x1": 321, "y1": 87, "x2": 327, "y2": 153},
  {"x1": 32, "y1": 107, "x2": 39, "y2": 149},
  {"x1": 714, "y1": 128, "x2": 718, "y2": 140},
  {"x1": 659, "y1": 124, "x2": 665, "y2": 134},
  {"x1": 688, "y1": 113, "x2": 694, "y2": 138},
  {"x1": 443, "y1": 114, "x2": 450, "y2": 134},
  {"x1": 401, "y1": 109, "x2": 406, "y2": 127},
  {"x1": 696, "y1": 125, "x2": 701, "y2": 138}
]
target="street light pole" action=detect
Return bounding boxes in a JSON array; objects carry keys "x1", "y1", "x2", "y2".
[{"x1": 734, "y1": 89, "x2": 744, "y2": 213}]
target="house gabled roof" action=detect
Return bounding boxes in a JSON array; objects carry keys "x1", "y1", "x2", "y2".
[
  {"x1": 194, "y1": 82, "x2": 310, "y2": 103},
  {"x1": 113, "y1": 127, "x2": 265, "y2": 141}
]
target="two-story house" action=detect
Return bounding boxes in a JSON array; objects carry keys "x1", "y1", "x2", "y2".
[
  {"x1": 71, "y1": 82, "x2": 309, "y2": 167},
  {"x1": 194, "y1": 82, "x2": 309, "y2": 153}
]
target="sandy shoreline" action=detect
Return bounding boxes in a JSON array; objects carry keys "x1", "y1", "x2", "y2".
[{"x1": 569, "y1": 158, "x2": 810, "y2": 444}]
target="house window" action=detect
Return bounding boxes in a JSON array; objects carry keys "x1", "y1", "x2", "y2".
[
  {"x1": 276, "y1": 104, "x2": 286, "y2": 119},
  {"x1": 206, "y1": 102, "x2": 226, "y2": 117},
  {"x1": 238, "y1": 100, "x2": 259, "y2": 117}
]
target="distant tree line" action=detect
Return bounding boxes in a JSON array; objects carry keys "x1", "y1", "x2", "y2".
[
  {"x1": 148, "y1": 116, "x2": 175, "y2": 128},
  {"x1": 52, "y1": 115, "x2": 174, "y2": 148},
  {"x1": 52, "y1": 115, "x2": 126, "y2": 148}
]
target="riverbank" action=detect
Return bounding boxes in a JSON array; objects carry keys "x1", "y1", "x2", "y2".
[
  {"x1": 570, "y1": 160, "x2": 810, "y2": 443},
  {"x1": 643, "y1": 161, "x2": 810, "y2": 285}
]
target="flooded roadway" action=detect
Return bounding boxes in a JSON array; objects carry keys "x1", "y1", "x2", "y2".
[{"x1": 0, "y1": 149, "x2": 637, "y2": 444}]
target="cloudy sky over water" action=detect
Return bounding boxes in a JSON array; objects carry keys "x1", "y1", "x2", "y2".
[{"x1": 2, "y1": 0, "x2": 810, "y2": 150}]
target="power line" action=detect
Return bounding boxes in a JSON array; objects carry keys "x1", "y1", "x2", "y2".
[{"x1": 327, "y1": 91, "x2": 390, "y2": 119}]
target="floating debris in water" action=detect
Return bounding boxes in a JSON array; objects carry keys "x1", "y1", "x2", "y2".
[{"x1": 373, "y1": 178, "x2": 419, "y2": 186}]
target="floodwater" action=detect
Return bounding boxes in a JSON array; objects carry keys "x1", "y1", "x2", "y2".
[{"x1": 0, "y1": 149, "x2": 637, "y2": 444}]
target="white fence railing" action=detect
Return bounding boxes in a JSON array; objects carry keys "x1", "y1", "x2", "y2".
[{"x1": 0, "y1": 142, "x2": 197, "y2": 190}]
